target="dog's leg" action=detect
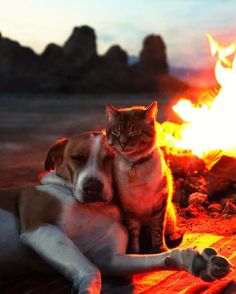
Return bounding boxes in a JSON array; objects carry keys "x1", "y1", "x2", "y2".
[
  {"x1": 100, "y1": 248, "x2": 231, "y2": 281},
  {"x1": 20, "y1": 225, "x2": 101, "y2": 294}
]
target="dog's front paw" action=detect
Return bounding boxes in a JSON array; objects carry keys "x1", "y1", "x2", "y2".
[
  {"x1": 72, "y1": 271, "x2": 101, "y2": 294},
  {"x1": 165, "y1": 247, "x2": 231, "y2": 281},
  {"x1": 193, "y1": 248, "x2": 231, "y2": 281}
]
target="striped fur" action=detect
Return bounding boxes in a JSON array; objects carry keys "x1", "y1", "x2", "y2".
[{"x1": 106, "y1": 102, "x2": 181, "y2": 253}]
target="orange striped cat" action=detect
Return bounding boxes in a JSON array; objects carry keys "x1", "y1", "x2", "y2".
[{"x1": 106, "y1": 102, "x2": 183, "y2": 253}]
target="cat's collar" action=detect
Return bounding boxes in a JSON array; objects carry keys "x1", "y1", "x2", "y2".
[{"x1": 129, "y1": 152, "x2": 153, "y2": 168}]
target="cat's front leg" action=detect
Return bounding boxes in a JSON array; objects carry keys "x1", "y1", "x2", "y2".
[
  {"x1": 124, "y1": 213, "x2": 141, "y2": 254},
  {"x1": 150, "y1": 202, "x2": 168, "y2": 253}
]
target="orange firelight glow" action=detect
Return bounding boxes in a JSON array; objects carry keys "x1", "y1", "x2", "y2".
[{"x1": 159, "y1": 34, "x2": 236, "y2": 163}]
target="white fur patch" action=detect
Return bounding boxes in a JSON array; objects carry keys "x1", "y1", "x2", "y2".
[
  {"x1": 74, "y1": 135, "x2": 113, "y2": 202},
  {"x1": 75, "y1": 135, "x2": 102, "y2": 197},
  {"x1": 20, "y1": 225, "x2": 98, "y2": 281},
  {"x1": 37, "y1": 182, "x2": 75, "y2": 205},
  {"x1": 41, "y1": 172, "x2": 72, "y2": 189}
]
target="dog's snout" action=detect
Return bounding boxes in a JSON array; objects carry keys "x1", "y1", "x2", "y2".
[{"x1": 83, "y1": 177, "x2": 104, "y2": 197}]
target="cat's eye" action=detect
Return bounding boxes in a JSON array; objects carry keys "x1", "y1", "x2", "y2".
[
  {"x1": 130, "y1": 130, "x2": 142, "y2": 137},
  {"x1": 111, "y1": 130, "x2": 120, "y2": 136}
]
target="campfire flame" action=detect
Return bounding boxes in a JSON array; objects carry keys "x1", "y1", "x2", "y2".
[{"x1": 159, "y1": 34, "x2": 236, "y2": 164}]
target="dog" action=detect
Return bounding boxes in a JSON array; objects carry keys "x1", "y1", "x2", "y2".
[{"x1": 0, "y1": 131, "x2": 231, "y2": 293}]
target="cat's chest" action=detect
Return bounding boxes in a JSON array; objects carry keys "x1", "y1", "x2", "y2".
[
  {"x1": 114, "y1": 152, "x2": 166, "y2": 215},
  {"x1": 115, "y1": 158, "x2": 160, "y2": 183}
]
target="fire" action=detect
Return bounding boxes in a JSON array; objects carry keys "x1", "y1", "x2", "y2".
[{"x1": 159, "y1": 34, "x2": 236, "y2": 163}]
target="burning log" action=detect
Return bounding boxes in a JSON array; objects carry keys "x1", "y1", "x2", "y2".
[
  {"x1": 207, "y1": 156, "x2": 236, "y2": 204},
  {"x1": 222, "y1": 199, "x2": 236, "y2": 215},
  {"x1": 164, "y1": 151, "x2": 206, "y2": 179},
  {"x1": 209, "y1": 156, "x2": 236, "y2": 182},
  {"x1": 206, "y1": 173, "x2": 230, "y2": 200},
  {"x1": 188, "y1": 192, "x2": 208, "y2": 206},
  {"x1": 167, "y1": 154, "x2": 236, "y2": 218},
  {"x1": 208, "y1": 203, "x2": 223, "y2": 213}
]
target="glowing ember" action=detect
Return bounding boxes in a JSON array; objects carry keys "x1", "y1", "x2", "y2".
[{"x1": 160, "y1": 34, "x2": 236, "y2": 162}]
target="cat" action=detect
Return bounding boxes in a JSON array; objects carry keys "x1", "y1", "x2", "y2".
[{"x1": 105, "y1": 101, "x2": 182, "y2": 253}]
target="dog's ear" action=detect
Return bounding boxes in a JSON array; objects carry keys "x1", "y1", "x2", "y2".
[{"x1": 45, "y1": 138, "x2": 69, "y2": 171}]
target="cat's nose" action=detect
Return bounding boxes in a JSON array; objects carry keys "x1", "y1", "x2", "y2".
[
  {"x1": 120, "y1": 142, "x2": 127, "y2": 149},
  {"x1": 119, "y1": 134, "x2": 128, "y2": 148}
]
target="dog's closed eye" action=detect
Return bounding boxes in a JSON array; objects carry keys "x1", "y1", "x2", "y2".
[{"x1": 71, "y1": 155, "x2": 87, "y2": 164}]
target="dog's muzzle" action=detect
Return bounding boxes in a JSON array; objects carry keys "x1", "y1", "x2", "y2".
[{"x1": 82, "y1": 177, "x2": 104, "y2": 202}]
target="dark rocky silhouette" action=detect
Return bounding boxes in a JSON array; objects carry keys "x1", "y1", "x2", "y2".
[
  {"x1": 0, "y1": 25, "x2": 189, "y2": 93},
  {"x1": 42, "y1": 43, "x2": 65, "y2": 69},
  {"x1": 0, "y1": 34, "x2": 40, "y2": 91},
  {"x1": 140, "y1": 35, "x2": 168, "y2": 74},
  {"x1": 64, "y1": 26, "x2": 97, "y2": 68},
  {"x1": 104, "y1": 45, "x2": 128, "y2": 66}
]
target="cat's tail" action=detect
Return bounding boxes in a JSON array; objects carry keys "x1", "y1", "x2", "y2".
[
  {"x1": 165, "y1": 227, "x2": 185, "y2": 249},
  {"x1": 139, "y1": 226, "x2": 185, "y2": 253},
  {"x1": 164, "y1": 197, "x2": 185, "y2": 248}
]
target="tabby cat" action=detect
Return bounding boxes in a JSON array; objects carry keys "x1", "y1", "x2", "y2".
[{"x1": 105, "y1": 101, "x2": 182, "y2": 253}]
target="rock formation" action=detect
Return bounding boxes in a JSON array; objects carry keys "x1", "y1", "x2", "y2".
[
  {"x1": 140, "y1": 34, "x2": 168, "y2": 74},
  {"x1": 63, "y1": 26, "x2": 98, "y2": 68},
  {"x1": 0, "y1": 35, "x2": 42, "y2": 91},
  {"x1": 103, "y1": 45, "x2": 128, "y2": 67},
  {"x1": 41, "y1": 43, "x2": 65, "y2": 69},
  {"x1": 0, "y1": 26, "x2": 189, "y2": 93}
]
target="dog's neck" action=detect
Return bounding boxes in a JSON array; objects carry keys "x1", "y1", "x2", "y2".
[{"x1": 41, "y1": 172, "x2": 72, "y2": 190}]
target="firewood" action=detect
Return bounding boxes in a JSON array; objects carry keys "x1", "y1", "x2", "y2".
[
  {"x1": 162, "y1": 149, "x2": 206, "y2": 179},
  {"x1": 209, "y1": 155, "x2": 236, "y2": 182}
]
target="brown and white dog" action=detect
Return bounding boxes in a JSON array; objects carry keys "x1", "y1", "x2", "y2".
[{"x1": 0, "y1": 131, "x2": 231, "y2": 293}]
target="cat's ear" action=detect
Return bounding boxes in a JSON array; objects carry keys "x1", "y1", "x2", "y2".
[
  {"x1": 106, "y1": 103, "x2": 119, "y2": 121},
  {"x1": 145, "y1": 101, "x2": 158, "y2": 121}
]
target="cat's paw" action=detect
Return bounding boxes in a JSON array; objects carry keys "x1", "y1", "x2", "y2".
[{"x1": 165, "y1": 247, "x2": 231, "y2": 281}]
